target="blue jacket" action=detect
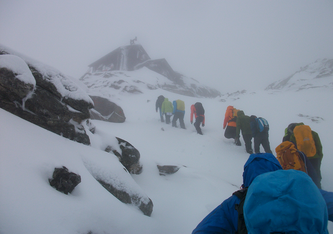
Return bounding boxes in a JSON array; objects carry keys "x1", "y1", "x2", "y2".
[
  {"x1": 192, "y1": 153, "x2": 333, "y2": 234},
  {"x1": 172, "y1": 100, "x2": 185, "y2": 114},
  {"x1": 192, "y1": 153, "x2": 282, "y2": 233}
]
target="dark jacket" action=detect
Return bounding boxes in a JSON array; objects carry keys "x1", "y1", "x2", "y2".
[
  {"x1": 235, "y1": 111, "x2": 252, "y2": 138},
  {"x1": 155, "y1": 95, "x2": 164, "y2": 111}
]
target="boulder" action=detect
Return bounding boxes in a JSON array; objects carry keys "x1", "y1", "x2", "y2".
[
  {"x1": 82, "y1": 156, "x2": 153, "y2": 216},
  {"x1": 0, "y1": 48, "x2": 93, "y2": 145},
  {"x1": 157, "y1": 165, "x2": 180, "y2": 176},
  {"x1": 97, "y1": 179, "x2": 153, "y2": 216},
  {"x1": 105, "y1": 137, "x2": 142, "y2": 174},
  {"x1": 89, "y1": 96, "x2": 126, "y2": 123},
  {"x1": 49, "y1": 166, "x2": 81, "y2": 194}
]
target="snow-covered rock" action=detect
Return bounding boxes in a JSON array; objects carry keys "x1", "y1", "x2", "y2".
[{"x1": 0, "y1": 44, "x2": 93, "y2": 145}]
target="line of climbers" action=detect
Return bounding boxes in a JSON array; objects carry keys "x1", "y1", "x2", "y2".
[
  {"x1": 191, "y1": 105, "x2": 331, "y2": 233},
  {"x1": 155, "y1": 95, "x2": 205, "y2": 135},
  {"x1": 155, "y1": 99, "x2": 332, "y2": 232},
  {"x1": 223, "y1": 105, "x2": 324, "y2": 189}
]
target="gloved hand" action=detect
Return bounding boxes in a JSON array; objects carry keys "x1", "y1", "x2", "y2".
[
  {"x1": 191, "y1": 121, "x2": 193, "y2": 124},
  {"x1": 202, "y1": 124, "x2": 205, "y2": 127}
]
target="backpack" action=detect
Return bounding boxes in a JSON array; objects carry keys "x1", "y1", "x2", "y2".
[
  {"x1": 233, "y1": 188, "x2": 248, "y2": 234},
  {"x1": 176, "y1": 100, "x2": 185, "y2": 111},
  {"x1": 194, "y1": 102, "x2": 205, "y2": 115},
  {"x1": 256, "y1": 117, "x2": 269, "y2": 132},
  {"x1": 293, "y1": 125, "x2": 316, "y2": 157},
  {"x1": 233, "y1": 108, "x2": 239, "y2": 118},
  {"x1": 275, "y1": 141, "x2": 307, "y2": 173}
]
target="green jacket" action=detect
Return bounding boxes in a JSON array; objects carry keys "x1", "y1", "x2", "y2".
[
  {"x1": 286, "y1": 123, "x2": 323, "y2": 159},
  {"x1": 161, "y1": 98, "x2": 173, "y2": 114},
  {"x1": 236, "y1": 111, "x2": 252, "y2": 137}
]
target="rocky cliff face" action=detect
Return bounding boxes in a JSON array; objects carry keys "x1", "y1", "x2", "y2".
[
  {"x1": 266, "y1": 58, "x2": 333, "y2": 91},
  {"x1": 0, "y1": 45, "x2": 94, "y2": 145}
]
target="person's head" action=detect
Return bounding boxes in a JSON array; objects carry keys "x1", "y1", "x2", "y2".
[
  {"x1": 237, "y1": 110, "x2": 245, "y2": 118},
  {"x1": 250, "y1": 115, "x2": 257, "y2": 122},
  {"x1": 242, "y1": 153, "x2": 282, "y2": 188}
]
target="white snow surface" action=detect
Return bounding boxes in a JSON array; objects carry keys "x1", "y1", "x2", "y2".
[
  {"x1": 0, "y1": 54, "x2": 36, "y2": 86},
  {"x1": 266, "y1": 58, "x2": 333, "y2": 91},
  {"x1": 1, "y1": 84, "x2": 333, "y2": 233},
  {"x1": 80, "y1": 66, "x2": 220, "y2": 100}
]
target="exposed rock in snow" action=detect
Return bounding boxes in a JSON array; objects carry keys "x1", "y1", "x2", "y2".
[
  {"x1": 89, "y1": 95, "x2": 126, "y2": 123},
  {"x1": 82, "y1": 154, "x2": 153, "y2": 216},
  {"x1": 0, "y1": 44, "x2": 93, "y2": 145}
]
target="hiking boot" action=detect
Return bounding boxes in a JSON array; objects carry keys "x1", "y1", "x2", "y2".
[
  {"x1": 234, "y1": 138, "x2": 241, "y2": 146},
  {"x1": 247, "y1": 149, "x2": 254, "y2": 154}
]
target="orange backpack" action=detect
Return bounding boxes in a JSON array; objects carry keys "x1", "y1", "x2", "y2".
[
  {"x1": 275, "y1": 141, "x2": 306, "y2": 172},
  {"x1": 293, "y1": 125, "x2": 316, "y2": 157}
]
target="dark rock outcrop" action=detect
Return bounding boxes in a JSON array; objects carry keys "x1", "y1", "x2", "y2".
[
  {"x1": 0, "y1": 48, "x2": 93, "y2": 145},
  {"x1": 82, "y1": 156, "x2": 153, "y2": 216},
  {"x1": 157, "y1": 165, "x2": 180, "y2": 176},
  {"x1": 89, "y1": 96, "x2": 126, "y2": 123},
  {"x1": 105, "y1": 137, "x2": 142, "y2": 174},
  {"x1": 97, "y1": 179, "x2": 153, "y2": 216},
  {"x1": 49, "y1": 166, "x2": 81, "y2": 194}
]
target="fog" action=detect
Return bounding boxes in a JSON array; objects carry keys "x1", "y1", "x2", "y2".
[{"x1": 1, "y1": 0, "x2": 333, "y2": 91}]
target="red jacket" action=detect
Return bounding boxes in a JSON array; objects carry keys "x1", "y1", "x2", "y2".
[{"x1": 191, "y1": 105, "x2": 205, "y2": 125}]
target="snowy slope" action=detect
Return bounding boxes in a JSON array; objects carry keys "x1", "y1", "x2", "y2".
[
  {"x1": 1, "y1": 83, "x2": 333, "y2": 233},
  {"x1": 0, "y1": 43, "x2": 92, "y2": 104},
  {"x1": 80, "y1": 67, "x2": 221, "y2": 99},
  {"x1": 266, "y1": 58, "x2": 333, "y2": 91}
]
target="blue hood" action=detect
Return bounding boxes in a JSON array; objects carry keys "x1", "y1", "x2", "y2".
[
  {"x1": 244, "y1": 169, "x2": 328, "y2": 234},
  {"x1": 242, "y1": 153, "x2": 282, "y2": 188}
]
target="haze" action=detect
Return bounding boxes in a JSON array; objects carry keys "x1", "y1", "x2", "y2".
[{"x1": 1, "y1": 0, "x2": 333, "y2": 91}]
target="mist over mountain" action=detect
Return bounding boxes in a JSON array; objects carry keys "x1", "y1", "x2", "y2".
[
  {"x1": 1, "y1": 43, "x2": 333, "y2": 233},
  {"x1": 80, "y1": 44, "x2": 221, "y2": 98},
  {"x1": 266, "y1": 58, "x2": 333, "y2": 91}
]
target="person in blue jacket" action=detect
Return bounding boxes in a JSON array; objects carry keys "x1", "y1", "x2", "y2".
[
  {"x1": 192, "y1": 153, "x2": 333, "y2": 234},
  {"x1": 172, "y1": 99, "x2": 186, "y2": 129}
]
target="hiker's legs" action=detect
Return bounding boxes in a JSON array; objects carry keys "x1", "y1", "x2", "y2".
[
  {"x1": 261, "y1": 132, "x2": 272, "y2": 154},
  {"x1": 165, "y1": 114, "x2": 171, "y2": 124},
  {"x1": 242, "y1": 133, "x2": 253, "y2": 153},
  {"x1": 194, "y1": 116, "x2": 203, "y2": 135},
  {"x1": 224, "y1": 126, "x2": 236, "y2": 139},
  {"x1": 179, "y1": 112, "x2": 186, "y2": 129},
  {"x1": 159, "y1": 108, "x2": 164, "y2": 122},
  {"x1": 308, "y1": 157, "x2": 322, "y2": 184},
  {"x1": 234, "y1": 137, "x2": 242, "y2": 146},
  {"x1": 254, "y1": 136, "x2": 261, "y2": 154},
  {"x1": 172, "y1": 112, "x2": 179, "y2": 127}
]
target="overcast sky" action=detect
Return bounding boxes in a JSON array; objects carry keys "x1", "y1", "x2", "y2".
[{"x1": 1, "y1": 0, "x2": 333, "y2": 92}]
